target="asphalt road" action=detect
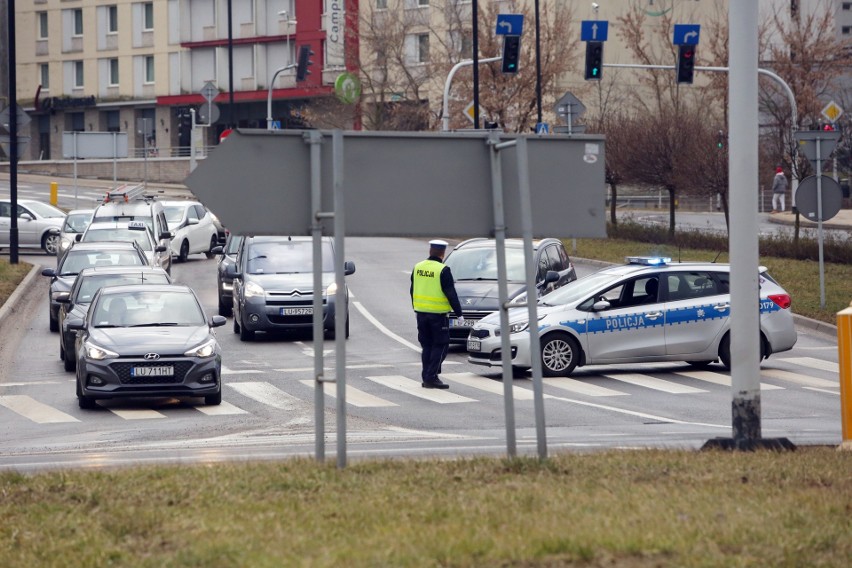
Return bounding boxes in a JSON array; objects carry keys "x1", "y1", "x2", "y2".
[{"x1": 0, "y1": 238, "x2": 843, "y2": 472}]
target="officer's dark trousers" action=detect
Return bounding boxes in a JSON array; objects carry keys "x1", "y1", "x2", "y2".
[{"x1": 416, "y1": 312, "x2": 450, "y2": 382}]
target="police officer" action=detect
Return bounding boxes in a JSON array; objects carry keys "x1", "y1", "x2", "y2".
[{"x1": 410, "y1": 239, "x2": 463, "y2": 389}]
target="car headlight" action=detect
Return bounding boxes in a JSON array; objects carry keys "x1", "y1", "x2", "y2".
[
  {"x1": 325, "y1": 281, "x2": 337, "y2": 296},
  {"x1": 84, "y1": 342, "x2": 119, "y2": 360},
  {"x1": 244, "y1": 281, "x2": 265, "y2": 298},
  {"x1": 510, "y1": 292, "x2": 527, "y2": 305},
  {"x1": 185, "y1": 339, "x2": 216, "y2": 358},
  {"x1": 59, "y1": 238, "x2": 72, "y2": 252},
  {"x1": 509, "y1": 314, "x2": 546, "y2": 334}
]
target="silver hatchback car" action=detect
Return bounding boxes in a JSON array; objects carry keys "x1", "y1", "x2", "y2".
[{"x1": 467, "y1": 257, "x2": 798, "y2": 376}]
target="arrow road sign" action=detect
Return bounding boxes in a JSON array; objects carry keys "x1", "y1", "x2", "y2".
[
  {"x1": 495, "y1": 14, "x2": 524, "y2": 36},
  {"x1": 673, "y1": 24, "x2": 701, "y2": 45},
  {"x1": 581, "y1": 20, "x2": 609, "y2": 42}
]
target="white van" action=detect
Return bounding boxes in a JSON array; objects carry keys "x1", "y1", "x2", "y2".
[{"x1": 91, "y1": 184, "x2": 172, "y2": 257}]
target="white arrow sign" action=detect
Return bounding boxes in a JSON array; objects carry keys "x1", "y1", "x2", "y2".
[
  {"x1": 591, "y1": 23, "x2": 599, "y2": 39},
  {"x1": 498, "y1": 21, "x2": 513, "y2": 34},
  {"x1": 684, "y1": 30, "x2": 699, "y2": 43}
]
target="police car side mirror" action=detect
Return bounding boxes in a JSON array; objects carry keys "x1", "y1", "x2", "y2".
[
  {"x1": 544, "y1": 270, "x2": 559, "y2": 284},
  {"x1": 344, "y1": 261, "x2": 356, "y2": 276},
  {"x1": 592, "y1": 299, "x2": 611, "y2": 311}
]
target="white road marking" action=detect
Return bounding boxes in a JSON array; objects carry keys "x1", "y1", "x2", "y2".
[
  {"x1": 778, "y1": 357, "x2": 839, "y2": 374},
  {"x1": 273, "y1": 363, "x2": 394, "y2": 373},
  {"x1": 194, "y1": 400, "x2": 249, "y2": 415},
  {"x1": 760, "y1": 369, "x2": 837, "y2": 389},
  {"x1": 0, "y1": 380, "x2": 64, "y2": 388},
  {"x1": 366, "y1": 375, "x2": 476, "y2": 403},
  {"x1": 442, "y1": 372, "x2": 536, "y2": 400},
  {"x1": 227, "y1": 382, "x2": 301, "y2": 411},
  {"x1": 353, "y1": 301, "x2": 421, "y2": 352},
  {"x1": 221, "y1": 366, "x2": 264, "y2": 375},
  {"x1": 298, "y1": 380, "x2": 398, "y2": 407},
  {"x1": 542, "y1": 378, "x2": 628, "y2": 397},
  {"x1": 108, "y1": 409, "x2": 166, "y2": 420},
  {"x1": 803, "y1": 387, "x2": 840, "y2": 395},
  {"x1": 675, "y1": 370, "x2": 784, "y2": 391},
  {"x1": 601, "y1": 373, "x2": 707, "y2": 394},
  {"x1": 0, "y1": 395, "x2": 79, "y2": 423}
]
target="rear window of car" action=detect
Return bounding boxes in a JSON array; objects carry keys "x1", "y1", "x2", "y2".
[
  {"x1": 75, "y1": 273, "x2": 170, "y2": 303},
  {"x1": 59, "y1": 249, "x2": 145, "y2": 275}
]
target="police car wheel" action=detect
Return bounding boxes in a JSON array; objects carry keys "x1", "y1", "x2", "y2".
[
  {"x1": 719, "y1": 333, "x2": 732, "y2": 369},
  {"x1": 540, "y1": 332, "x2": 580, "y2": 377}
]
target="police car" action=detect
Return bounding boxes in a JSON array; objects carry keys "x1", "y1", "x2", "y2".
[{"x1": 466, "y1": 257, "x2": 798, "y2": 376}]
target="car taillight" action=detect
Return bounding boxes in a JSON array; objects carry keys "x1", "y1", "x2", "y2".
[{"x1": 768, "y1": 294, "x2": 791, "y2": 310}]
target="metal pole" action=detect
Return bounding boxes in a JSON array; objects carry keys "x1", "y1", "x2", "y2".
[
  {"x1": 73, "y1": 131, "x2": 79, "y2": 208},
  {"x1": 516, "y1": 136, "x2": 547, "y2": 459},
  {"x1": 143, "y1": 118, "x2": 148, "y2": 188},
  {"x1": 227, "y1": 0, "x2": 235, "y2": 127},
  {"x1": 488, "y1": 133, "x2": 516, "y2": 457},
  {"x1": 817, "y1": 141, "x2": 826, "y2": 309},
  {"x1": 728, "y1": 0, "x2": 761, "y2": 444},
  {"x1": 8, "y1": 0, "x2": 18, "y2": 264},
  {"x1": 472, "y1": 0, "x2": 480, "y2": 129},
  {"x1": 113, "y1": 132, "x2": 118, "y2": 185},
  {"x1": 306, "y1": 130, "x2": 325, "y2": 463},
  {"x1": 534, "y1": 0, "x2": 542, "y2": 124},
  {"x1": 332, "y1": 130, "x2": 347, "y2": 469},
  {"x1": 189, "y1": 109, "x2": 197, "y2": 172},
  {"x1": 266, "y1": 16, "x2": 296, "y2": 131},
  {"x1": 441, "y1": 57, "x2": 501, "y2": 131}
]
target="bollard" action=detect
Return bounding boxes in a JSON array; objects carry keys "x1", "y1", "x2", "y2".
[
  {"x1": 837, "y1": 301, "x2": 852, "y2": 450},
  {"x1": 50, "y1": 181, "x2": 58, "y2": 206}
]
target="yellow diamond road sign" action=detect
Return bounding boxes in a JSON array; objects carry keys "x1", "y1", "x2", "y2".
[{"x1": 821, "y1": 100, "x2": 843, "y2": 124}]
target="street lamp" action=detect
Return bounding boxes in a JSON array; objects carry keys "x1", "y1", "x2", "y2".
[{"x1": 266, "y1": 11, "x2": 297, "y2": 130}]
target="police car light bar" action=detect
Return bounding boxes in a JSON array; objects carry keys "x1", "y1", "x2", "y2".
[
  {"x1": 625, "y1": 256, "x2": 671, "y2": 266},
  {"x1": 104, "y1": 183, "x2": 147, "y2": 204}
]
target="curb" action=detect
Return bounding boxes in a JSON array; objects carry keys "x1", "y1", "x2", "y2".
[
  {"x1": 572, "y1": 256, "x2": 837, "y2": 338},
  {"x1": 0, "y1": 264, "x2": 42, "y2": 327}
]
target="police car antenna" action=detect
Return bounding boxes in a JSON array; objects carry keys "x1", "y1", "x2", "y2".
[{"x1": 712, "y1": 250, "x2": 723, "y2": 263}]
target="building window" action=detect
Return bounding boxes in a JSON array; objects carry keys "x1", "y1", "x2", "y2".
[
  {"x1": 109, "y1": 58, "x2": 120, "y2": 85},
  {"x1": 73, "y1": 8, "x2": 83, "y2": 36},
  {"x1": 145, "y1": 55, "x2": 155, "y2": 83},
  {"x1": 843, "y1": 2, "x2": 852, "y2": 10},
  {"x1": 843, "y1": 25, "x2": 852, "y2": 35},
  {"x1": 376, "y1": 0, "x2": 387, "y2": 8},
  {"x1": 40, "y1": 64, "x2": 50, "y2": 89},
  {"x1": 105, "y1": 110, "x2": 120, "y2": 132},
  {"x1": 74, "y1": 60, "x2": 84, "y2": 88},
  {"x1": 419, "y1": 0, "x2": 429, "y2": 5},
  {"x1": 143, "y1": 2, "x2": 154, "y2": 31},
  {"x1": 108, "y1": 5, "x2": 118, "y2": 33},
  {"x1": 417, "y1": 33, "x2": 429, "y2": 63},
  {"x1": 70, "y1": 112, "x2": 85, "y2": 132},
  {"x1": 37, "y1": 11, "x2": 48, "y2": 39}
]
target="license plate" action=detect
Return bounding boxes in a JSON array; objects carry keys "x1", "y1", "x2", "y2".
[
  {"x1": 281, "y1": 307, "x2": 313, "y2": 316},
  {"x1": 452, "y1": 318, "x2": 476, "y2": 328},
  {"x1": 131, "y1": 366, "x2": 174, "y2": 377},
  {"x1": 467, "y1": 340, "x2": 481, "y2": 352}
]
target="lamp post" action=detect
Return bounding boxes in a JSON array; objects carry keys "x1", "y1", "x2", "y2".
[{"x1": 266, "y1": 12, "x2": 297, "y2": 130}]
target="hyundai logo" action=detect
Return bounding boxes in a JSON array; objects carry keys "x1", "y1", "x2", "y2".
[{"x1": 143, "y1": 353, "x2": 161, "y2": 360}]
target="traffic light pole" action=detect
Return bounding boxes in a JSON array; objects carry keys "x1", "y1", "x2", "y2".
[{"x1": 441, "y1": 56, "x2": 502, "y2": 132}]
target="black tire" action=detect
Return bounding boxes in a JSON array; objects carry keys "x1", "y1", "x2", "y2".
[
  {"x1": 233, "y1": 313, "x2": 240, "y2": 334},
  {"x1": 76, "y1": 378, "x2": 97, "y2": 409},
  {"x1": 238, "y1": 315, "x2": 254, "y2": 341},
  {"x1": 218, "y1": 297, "x2": 232, "y2": 317},
  {"x1": 205, "y1": 235, "x2": 218, "y2": 259},
  {"x1": 540, "y1": 332, "x2": 581, "y2": 377},
  {"x1": 205, "y1": 389, "x2": 222, "y2": 406},
  {"x1": 178, "y1": 240, "x2": 190, "y2": 263},
  {"x1": 719, "y1": 333, "x2": 731, "y2": 370},
  {"x1": 49, "y1": 313, "x2": 58, "y2": 332},
  {"x1": 43, "y1": 232, "x2": 60, "y2": 255},
  {"x1": 63, "y1": 340, "x2": 76, "y2": 372},
  {"x1": 324, "y1": 316, "x2": 350, "y2": 340}
]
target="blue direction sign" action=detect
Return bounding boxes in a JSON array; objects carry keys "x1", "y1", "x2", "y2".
[
  {"x1": 581, "y1": 20, "x2": 609, "y2": 42},
  {"x1": 673, "y1": 24, "x2": 700, "y2": 45},
  {"x1": 496, "y1": 14, "x2": 524, "y2": 36}
]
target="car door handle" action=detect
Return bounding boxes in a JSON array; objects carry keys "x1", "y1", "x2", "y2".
[
  {"x1": 713, "y1": 303, "x2": 730, "y2": 311},
  {"x1": 645, "y1": 311, "x2": 663, "y2": 319}
]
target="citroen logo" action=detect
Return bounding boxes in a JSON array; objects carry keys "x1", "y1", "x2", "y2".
[{"x1": 144, "y1": 353, "x2": 160, "y2": 360}]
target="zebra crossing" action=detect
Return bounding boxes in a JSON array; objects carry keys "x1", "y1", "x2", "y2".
[{"x1": 0, "y1": 357, "x2": 841, "y2": 425}]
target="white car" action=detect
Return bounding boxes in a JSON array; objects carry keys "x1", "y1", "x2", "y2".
[
  {"x1": 80, "y1": 220, "x2": 172, "y2": 274},
  {"x1": 57, "y1": 209, "x2": 94, "y2": 256},
  {"x1": 0, "y1": 199, "x2": 66, "y2": 254},
  {"x1": 161, "y1": 200, "x2": 220, "y2": 262},
  {"x1": 467, "y1": 257, "x2": 798, "y2": 376}
]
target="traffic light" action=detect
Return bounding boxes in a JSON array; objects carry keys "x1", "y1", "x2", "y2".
[
  {"x1": 584, "y1": 41, "x2": 603, "y2": 80},
  {"x1": 501, "y1": 36, "x2": 521, "y2": 74},
  {"x1": 716, "y1": 130, "x2": 725, "y2": 149},
  {"x1": 676, "y1": 44, "x2": 695, "y2": 84},
  {"x1": 296, "y1": 45, "x2": 314, "y2": 82}
]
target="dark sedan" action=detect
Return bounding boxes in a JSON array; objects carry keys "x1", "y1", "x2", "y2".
[
  {"x1": 57, "y1": 266, "x2": 171, "y2": 372},
  {"x1": 41, "y1": 241, "x2": 149, "y2": 332},
  {"x1": 75, "y1": 284, "x2": 227, "y2": 409},
  {"x1": 442, "y1": 238, "x2": 576, "y2": 344},
  {"x1": 211, "y1": 234, "x2": 243, "y2": 316}
]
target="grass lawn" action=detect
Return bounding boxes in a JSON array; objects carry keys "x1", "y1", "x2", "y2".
[{"x1": 0, "y1": 259, "x2": 33, "y2": 308}]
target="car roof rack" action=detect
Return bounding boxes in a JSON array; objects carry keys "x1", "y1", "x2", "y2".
[{"x1": 103, "y1": 183, "x2": 148, "y2": 204}]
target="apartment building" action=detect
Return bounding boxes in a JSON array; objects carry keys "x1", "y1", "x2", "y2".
[{"x1": 9, "y1": 0, "x2": 353, "y2": 161}]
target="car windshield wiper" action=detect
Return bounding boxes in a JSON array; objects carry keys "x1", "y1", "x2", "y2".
[
  {"x1": 130, "y1": 322, "x2": 180, "y2": 327},
  {"x1": 94, "y1": 324, "x2": 121, "y2": 328},
  {"x1": 59, "y1": 272, "x2": 79, "y2": 276},
  {"x1": 249, "y1": 255, "x2": 267, "y2": 261}
]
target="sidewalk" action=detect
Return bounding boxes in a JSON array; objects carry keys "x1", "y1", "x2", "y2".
[{"x1": 766, "y1": 208, "x2": 852, "y2": 231}]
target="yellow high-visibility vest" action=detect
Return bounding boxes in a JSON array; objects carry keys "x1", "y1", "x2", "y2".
[{"x1": 412, "y1": 259, "x2": 451, "y2": 313}]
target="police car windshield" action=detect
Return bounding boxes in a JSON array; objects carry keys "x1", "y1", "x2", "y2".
[
  {"x1": 539, "y1": 273, "x2": 616, "y2": 306},
  {"x1": 444, "y1": 247, "x2": 526, "y2": 281}
]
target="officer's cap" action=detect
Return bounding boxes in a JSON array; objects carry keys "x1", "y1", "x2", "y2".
[{"x1": 429, "y1": 239, "x2": 448, "y2": 250}]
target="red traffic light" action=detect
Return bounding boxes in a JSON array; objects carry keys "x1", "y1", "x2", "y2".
[{"x1": 824, "y1": 123, "x2": 835, "y2": 131}]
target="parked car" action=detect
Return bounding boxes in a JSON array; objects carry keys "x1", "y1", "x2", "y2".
[
  {"x1": 442, "y1": 238, "x2": 576, "y2": 344},
  {"x1": 228, "y1": 236, "x2": 355, "y2": 341},
  {"x1": 57, "y1": 266, "x2": 171, "y2": 371},
  {"x1": 467, "y1": 257, "x2": 798, "y2": 376},
  {"x1": 41, "y1": 241, "x2": 149, "y2": 332},
  {"x1": 57, "y1": 209, "x2": 95, "y2": 256},
  {"x1": 75, "y1": 284, "x2": 227, "y2": 409},
  {"x1": 80, "y1": 220, "x2": 172, "y2": 274},
  {"x1": 161, "y1": 200, "x2": 220, "y2": 262},
  {"x1": 211, "y1": 234, "x2": 244, "y2": 316},
  {"x1": 0, "y1": 199, "x2": 66, "y2": 254}
]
